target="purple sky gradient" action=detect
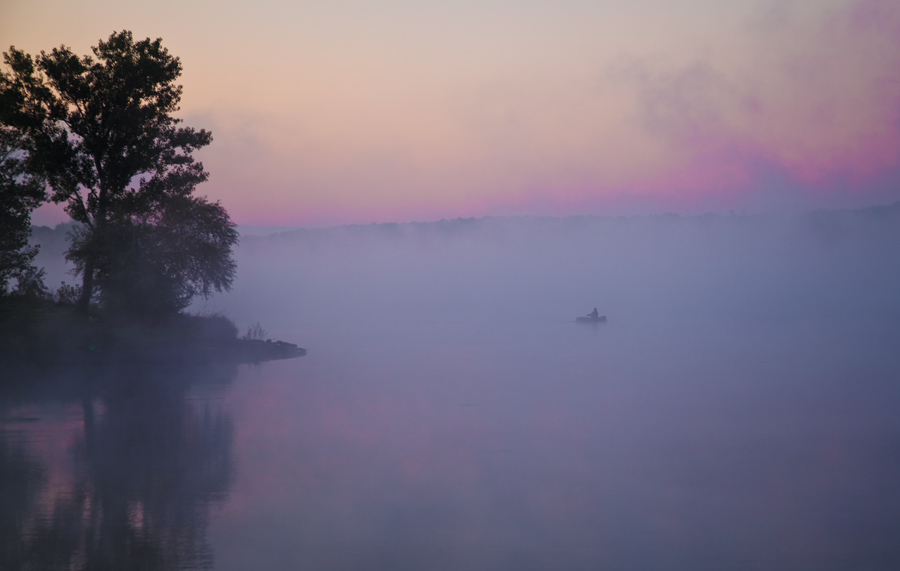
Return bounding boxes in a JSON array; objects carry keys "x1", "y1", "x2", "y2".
[{"x1": 7, "y1": 0, "x2": 900, "y2": 226}]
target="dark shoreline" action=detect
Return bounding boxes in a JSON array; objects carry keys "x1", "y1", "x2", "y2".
[{"x1": 0, "y1": 297, "x2": 306, "y2": 370}]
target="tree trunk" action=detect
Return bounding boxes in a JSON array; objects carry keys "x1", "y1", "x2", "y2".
[
  {"x1": 76, "y1": 255, "x2": 94, "y2": 312},
  {"x1": 77, "y1": 186, "x2": 106, "y2": 313}
]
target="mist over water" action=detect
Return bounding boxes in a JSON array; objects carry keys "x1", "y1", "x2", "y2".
[
  {"x1": 8, "y1": 205, "x2": 900, "y2": 569},
  {"x1": 213, "y1": 206, "x2": 900, "y2": 328}
]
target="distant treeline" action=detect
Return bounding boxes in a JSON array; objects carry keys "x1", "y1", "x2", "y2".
[
  {"x1": 233, "y1": 202, "x2": 900, "y2": 246},
  {"x1": 33, "y1": 203, "x2": 900, "y2": 262}
]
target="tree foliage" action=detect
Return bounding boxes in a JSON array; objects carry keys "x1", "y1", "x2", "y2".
[
  {"x1": 0, "y1": 126, "x2": 45, "y2": 295},
  {"x1": 1, "y1": 31, "x2": 236, "y2": 314},
  {"x1": 69, "y1": 190, "x2": 237, "y2": 317}
]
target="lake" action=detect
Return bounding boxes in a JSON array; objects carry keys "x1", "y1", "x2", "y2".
[{"x1": 5, "y1": 210, "x2": 900, "y2": 569}]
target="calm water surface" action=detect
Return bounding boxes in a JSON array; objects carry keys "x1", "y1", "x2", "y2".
[{"x1": 3, "y1": 314, "x2": 900, "y2": 570}]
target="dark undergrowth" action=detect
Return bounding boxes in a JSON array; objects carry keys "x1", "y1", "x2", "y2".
[{"x1": 0, "y1": 297, "x2": 304, "y2": 372}]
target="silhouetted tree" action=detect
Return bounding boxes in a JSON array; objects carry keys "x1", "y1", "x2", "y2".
[
  {"x1": 0, "y1": 126, "x2": 45, "y2": 295},
  {"x1": 69, "y1": 187, "x2": 238, "y2": 317},
  {"x1": 0, "y1": 31, "x2": 234, "y2": 313}
]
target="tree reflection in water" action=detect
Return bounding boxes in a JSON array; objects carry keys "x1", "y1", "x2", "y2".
[{"x1": 0, "y1": 363, "x2": 236, "y2": 570}]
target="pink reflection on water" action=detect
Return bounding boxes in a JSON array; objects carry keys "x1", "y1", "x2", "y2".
[{"x1": 210, "y1": 319, "x2": 900, "y2": 569}]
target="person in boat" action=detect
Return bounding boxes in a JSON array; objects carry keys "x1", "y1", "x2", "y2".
[{"x1": 588, "y1": 308, "x2": 599, "y2": 319}]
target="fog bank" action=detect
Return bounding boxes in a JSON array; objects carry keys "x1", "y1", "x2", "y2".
[
  {"x1": 30, "y1": 204, "x2": 900, "y2": 336},
  {"x1": 210, "y1": 205, "x2": 900, "y2": 336}
]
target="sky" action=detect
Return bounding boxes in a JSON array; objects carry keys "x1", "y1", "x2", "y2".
[{"x1": 3, "y1": 0, "x2": 900, "y2": 226}]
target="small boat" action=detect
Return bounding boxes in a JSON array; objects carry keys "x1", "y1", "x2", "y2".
[{"x1": 576, "y1": 315, "x2": 607, "y2": 323}]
